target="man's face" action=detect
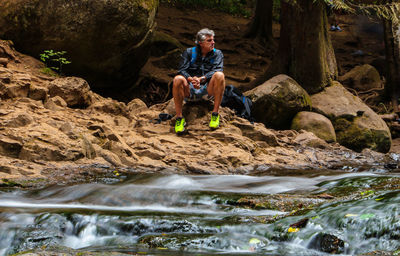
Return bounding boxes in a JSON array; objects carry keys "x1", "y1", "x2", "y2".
[{"x1": 199, "y1": 35, "x2": 215, "y2": 54}]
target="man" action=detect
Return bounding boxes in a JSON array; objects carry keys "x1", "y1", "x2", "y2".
[{"x1": 172, "y1": 28, "x2": 225, "y2": 133}]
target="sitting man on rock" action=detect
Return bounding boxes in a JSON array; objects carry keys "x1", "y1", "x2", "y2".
[{"x1": 172, "y1": 28, "x2": 225, "y2": 133}]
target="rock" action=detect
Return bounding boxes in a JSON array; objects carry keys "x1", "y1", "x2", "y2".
[
  {"x1": 81, "y1": 135, "x2": 96, "y2": 159},
  {"x1": 47, "y1": 77, "x2": 92, "y2": 108},
  {"x1": 127, "y1": 98, "x2": 148, "y2": 115},
  {"x1": 0, "y1": 137, "x2": 23, "y2": 158},
  {"x1": 89, "y1": 98, "x2": 129, "y2": 117},
  {"x1": 311, "y1": 82, "x2": 391, "y2": 153},
  {"x1": 19, "y1": 140, "x2": 83, "y2": 162},
  {"x1": 291, "y1": 111, "x2": 336, "y2": 142},
  {"x1": 0, "y1": 40, "x2": 16, "y2": 60},
  {"x1": 244, "y1": 74, "x2": 312, "y2": 129},
  {"x1": 99, "y1": 149, "x2": 123, "y2": 167},
  {"x1": 0, "y1": 70, "x2": 30, "y2": 99},
  {"x1": 29, "y1": 85, "x2": 48, "y2": 101},
  {"x1": 0, "y1": 57, "x2": 8, "y2": 67},
  {"x1": 339, "y1": 64, "x2": 382, "y2": 91},
  {"x1": 150, "y1": 31, "x2": 183, "y2": 57},
  {"x1": 0, "y1": 0, "x2": 157, "y2": 90},
  {"x1": 0, "y1": 67, "x2": 12, "y2": 84},
  {"x1": 44, "y1": 96, "x2": 67, "y2": 111},
  {"x1": 231, "y1": 120, "x2": 279, "y2": 146},
  {"x1": 307, "y1": 233, "x2": 345, "y2": 254},
  {"x1": 6, "y1": 113, "x2": 34, "y2": 127},
  {"x1": 293, "y1": 131, "x2": 329, "y2": 149}
]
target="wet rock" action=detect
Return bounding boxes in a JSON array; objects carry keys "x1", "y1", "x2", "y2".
[
  {"x1": 291, "y1": 111, "x2": 336, "y2": 142},
  {"x1": 307, "y1": 233, "x2": 345, "y2": 254},
  {"x1": 47, "y1": 77, "x2": 92, "y2": 108},
  {"x1": 311, "y1": 82, "x2": 391, "y2": 153},
  {"x1": 245, "y1": 74, "x2": 312, "y2": 129},
  {"x1": 339, "y1": 64, "x2": 382, "y2": 92},
  {"x1": 290, "y1": 218, "x2": 309, "y2": 228}
]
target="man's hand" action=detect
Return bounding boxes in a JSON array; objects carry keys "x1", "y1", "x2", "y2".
[{"x1": 188, "y1": 76, "x2": 201, "y2": 89}]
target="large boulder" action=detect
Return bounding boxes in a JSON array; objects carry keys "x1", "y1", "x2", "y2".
[
  {"x1": 244, "y1": 74, "x2": 312, "y2": 129},
  {"x1": 47, "y1": 77, "x2": 92, "y2": 108},
  {"x1": 291, "y1": 111, "x2": 336, "y2": 143},
  {"x1": 339, "y1": 64, "x2": 382, "y2": 91},
  {"x1": 311, "y1": 81, "x2": 391, "y2": 153},
  {"x1": 0, "y1": 0, "x2": 158, "y2": 90}
]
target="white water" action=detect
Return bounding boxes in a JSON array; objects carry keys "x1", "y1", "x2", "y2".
[{"x1": 0, "y1": 172, "x2": 399, "y2": 256}]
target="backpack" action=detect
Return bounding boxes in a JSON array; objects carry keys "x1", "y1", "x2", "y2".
[
  {"x1": 221, "y1": 85, "x2": 253, "y2": 122},
  {"x1": 190, "y1": 47, "x2": 216, "y2": 65}
]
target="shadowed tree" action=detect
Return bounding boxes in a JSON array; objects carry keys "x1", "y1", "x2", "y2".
[
  {"x1": 381, "y1": 0, "x2": 400, "y2": 112},
  {"x1": 245, "y1": 0, "x2": 274, "y2": 44},
  {"x1": 250, "y1": 0, "x2": 400, "y2": 96},
  {"x1": 251, "y1": 0, "x2": 337, "y2": 94}
]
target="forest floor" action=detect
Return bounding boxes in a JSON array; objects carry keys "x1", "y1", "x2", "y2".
[{"x1": 155, "y1": 3, "x2": 385, "y2": 90}]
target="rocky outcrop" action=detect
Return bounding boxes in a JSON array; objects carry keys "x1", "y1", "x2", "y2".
[
  {"x1": 291, "y1": 111, "x2": 336, "y2": 143},
  {"x1": 311, "y1": 81, "x2": 391, "y2": 153},
  {"x1": 244, "y1": 75, "x2": 312, "y2": 129},
  {"x1": 0, "y1": 39, "x2": 393, "y2": 184},
  {"x1": 339, "y1": 64, "x2": 382, "y2": 91},
  {"x1": 0, "y1": 0, "x2": 158, "y2": 90}
]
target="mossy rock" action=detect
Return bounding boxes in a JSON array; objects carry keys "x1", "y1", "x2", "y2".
[
  {"x1": 311, "y1": 82, "x2": 391, "y2": 153},
  {"x1": 0, "y1": 0, "x2": 158, "y2": 90},
  {"x1": 291, "y1": 111, "x2": 336, "y2": 142},
  {"x1": 244, "y1": 74, "x2": 312, "y2": 129},
  {"x1": 334, "y1": 117, "x2": 391, "y2": 153}
]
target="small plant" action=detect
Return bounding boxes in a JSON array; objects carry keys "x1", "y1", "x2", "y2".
[{"x1": 39, "y1": 50, "x2": 71, "y2": 74}]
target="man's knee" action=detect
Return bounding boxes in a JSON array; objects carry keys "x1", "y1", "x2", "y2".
[
  {"x1": 212, "y1": 71, "x2": 225, "y2": 82},
  {"x1": 173, "y1": 75, "x2": 186, "y2": 90}
]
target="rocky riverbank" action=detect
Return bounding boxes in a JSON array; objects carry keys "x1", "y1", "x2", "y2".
[{"x1": 0, "y1": 40, "x2": 399, "y2": 188}]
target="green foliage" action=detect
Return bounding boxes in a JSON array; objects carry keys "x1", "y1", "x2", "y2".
[
  {"x1": 161, "y1": 0, "x2": 253, "y2": 17},
  {"x1": 39, "y1": 50, "x2": 71, "y2": 74},
  {"x1": 320, "y1": 0, "x2": 400, "y2": 23}
]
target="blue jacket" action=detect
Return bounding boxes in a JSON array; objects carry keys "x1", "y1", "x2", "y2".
[{"x1": 178, "y1": 46, "x2": 224, "y2": 83}]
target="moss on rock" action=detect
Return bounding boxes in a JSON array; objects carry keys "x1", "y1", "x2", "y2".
[{"x1": 334, "y1": 117, "x2": 391, "y2": 153}]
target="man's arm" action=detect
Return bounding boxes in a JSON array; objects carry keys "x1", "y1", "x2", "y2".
[
  {"x1": 204, "y1": 50, "x2": 224, "y2": 82},
  {"x1": 177, "y1": 49, "x2": 191, "y2": 79}
]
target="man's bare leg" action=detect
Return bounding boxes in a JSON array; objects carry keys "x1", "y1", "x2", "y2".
[
  {"x1": 172, "y1": 75, "x2": 190, "y2": 117},
  {"x1": 207, "y1": 71, "x2": 225, "y2": 113}
]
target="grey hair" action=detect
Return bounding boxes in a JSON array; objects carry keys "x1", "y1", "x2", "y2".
[{"x1": 195, "y1": 28, "x2": 215, "y2": 44}]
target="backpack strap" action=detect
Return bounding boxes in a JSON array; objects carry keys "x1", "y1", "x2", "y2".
[
  {"x1": 190, "y1": 47, "x2": 197, "y2": 65},
  {"x1": 190, "y1": 47, "x2": 216, "y2": 65},
  {"x1": 241, "y1": 95, "x2": 252, "y2": 118}
]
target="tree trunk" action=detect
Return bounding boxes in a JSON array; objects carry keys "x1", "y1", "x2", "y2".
[
  {"x1": 245, "y1": 0, "x2": 273, "y2": 44},
  {"x1": 255, "y1": 0, "x2": 337, "y2": 94},
  {"x1": 383, "y1": 17, "x2": 400, "y2": 113}
]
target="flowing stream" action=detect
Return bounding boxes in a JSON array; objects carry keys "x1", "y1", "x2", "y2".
[{"x1": 0, "y1": 170, "x2": 399, "y2": 255}]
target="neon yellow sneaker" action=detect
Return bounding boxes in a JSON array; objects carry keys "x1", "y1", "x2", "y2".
[
  {"x1": 209, "y1": 112, "x2": 220, "y2": 129},
  {"x1": 175, "y1": 117, "x2": 186, "y2": 133}
]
